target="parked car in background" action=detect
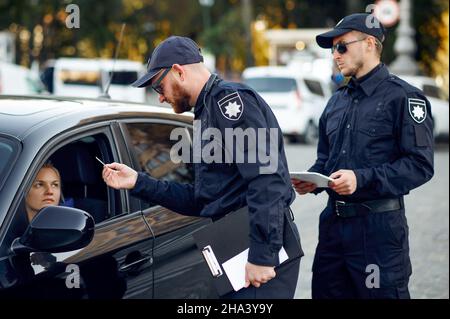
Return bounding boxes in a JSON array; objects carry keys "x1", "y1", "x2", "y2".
[
  {"x1": 242, "y1": 66, "x2": 332, "y2": 144},
  {"x1": 0, "y1": 61, "x2": 45, "y2": 95},
  {"x1": 40, "y1": 58, "x2": 146, "y2": 103},
  {"x1": 0, "y1": 96, "x2": 217, "y2": 299},
  {"x1": 398, "y1": 75, "x2": 449, "y2": 141}
]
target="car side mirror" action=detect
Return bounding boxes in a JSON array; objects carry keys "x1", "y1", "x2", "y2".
[{"x1": 10, "y1": 206, "x2": 95, "y2": 255}]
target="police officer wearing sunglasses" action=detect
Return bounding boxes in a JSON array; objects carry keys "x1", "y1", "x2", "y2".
[
  {"x1": 292, "y1": 13, "x2": 434, "y2": 298},
  {"x1": 102, "y1": 36, "x2": 303, "y2": 299}
]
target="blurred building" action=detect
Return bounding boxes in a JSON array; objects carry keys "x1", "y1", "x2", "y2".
[{"x1": 264, "y1": 28, "x2": 330, "y2": 66}]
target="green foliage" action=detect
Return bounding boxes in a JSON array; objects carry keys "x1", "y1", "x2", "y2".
[{"x1": 0, "y1": 0, "x2": 447, "y2": 76}]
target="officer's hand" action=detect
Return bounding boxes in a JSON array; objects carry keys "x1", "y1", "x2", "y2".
[
  {"x1": 291, "y1": 178, "x2": 317, "y2": 194},
  {"x1": 102, "y1": 162, "x2": 138, "y2": 190},
  {"x1": 245, "y1": 262, "x2": 276, "y2": 288},
  {"x1": 329, "y1": 170, "x2": 357, "y2": 195}
]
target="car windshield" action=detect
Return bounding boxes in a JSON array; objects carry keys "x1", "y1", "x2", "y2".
[
  {"x1": 0, "y1": 137, "x2": 19, "y2": 188},
  {"x1": 244, "y1": 77, "x2": 297, "y2": 93}
]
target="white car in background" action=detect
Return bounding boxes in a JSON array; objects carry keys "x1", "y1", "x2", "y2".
[
  {"x1": 398, "y1": 75, "x2": 449, "y2": 141},
  {"x1": 40, "y1": 58, "x2": 146, "y2": 103},
  {"x1": 242, "y1": 66, "x2": 332, "y2": 144},
  {"x1": 0, "y1": 61, "x2": 45, "y2": 95}
]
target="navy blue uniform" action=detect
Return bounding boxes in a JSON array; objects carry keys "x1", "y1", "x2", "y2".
[
  {"x1": 130, "y1": 75, "x2": 303, "y2": 298},
  {"x1": 309, "y1": 64, "x2": 434, "y2": 298}
]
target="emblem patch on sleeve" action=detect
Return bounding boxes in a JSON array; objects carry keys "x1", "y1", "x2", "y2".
[
  {"x1": 217, "y1": 92, "x2": 244, "y2": 121},
  {"x1": 408, "y1": 98, "x2": 427, "y2": 124}
]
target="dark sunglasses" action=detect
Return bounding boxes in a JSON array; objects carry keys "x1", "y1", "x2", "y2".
[
  {"x1": 151, "y1": 67, "x2": 171, "y2": 95},
  {"x1": 331, "y1": 38, "x2": 367, "y2": 54}
]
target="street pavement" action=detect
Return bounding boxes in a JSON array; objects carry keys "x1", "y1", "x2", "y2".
[{"x1": 286, "y1": 142, "x2": 449, "y2": 299}]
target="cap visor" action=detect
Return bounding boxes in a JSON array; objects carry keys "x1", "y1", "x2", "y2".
[
  {"x1": 131, "y1": 69, "x2": 160, "y2": 88},
  {"x1": 316, "y1": 28, "x2": 352, "y2": 48}
]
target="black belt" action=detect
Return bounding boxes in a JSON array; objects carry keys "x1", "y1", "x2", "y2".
[{"x1": 333, "y1": 198, "x2": 402, "y2": 218}]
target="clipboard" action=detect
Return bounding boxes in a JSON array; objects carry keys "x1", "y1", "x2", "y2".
[{"x1": 192, "y1": 206, "x2": 303, "y2": 296}]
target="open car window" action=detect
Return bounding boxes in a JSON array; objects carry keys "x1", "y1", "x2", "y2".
[{"x1": 47, "y1": 133, "x2": 120, "y2": 224}]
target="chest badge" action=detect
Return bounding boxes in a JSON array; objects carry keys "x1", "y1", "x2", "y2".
[
  {"x1": 217, "y1": 92, "x2": 244, "y2": 121},
  {"x1": 408, "y1": 98, "x2": 427, "y2": 124}
]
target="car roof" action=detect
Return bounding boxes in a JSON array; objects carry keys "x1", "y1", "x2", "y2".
[
  {"x1": 0, "y1": 95, "x2": 192, "y2": 140},
  {"x1": 242, "y1": 66, "x2": 326, "y2": 83},
  {"x1": 242, "y1": 66, "x2": 301, "y2": 79},
  {"x1": 54, "y1": 58, "x2": 144, "y2": 71}
]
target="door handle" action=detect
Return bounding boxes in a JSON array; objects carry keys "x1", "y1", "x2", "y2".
[{"x1": 119, "y1": 255, "x2": 153, "y2": 272}]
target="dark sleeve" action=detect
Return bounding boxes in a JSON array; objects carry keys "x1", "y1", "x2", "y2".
[
  {"x1": 308, "y1": 99, "x2": 332, "y2": 195},
  {"x1": 213, "y1": 89, "x2": 287, "y2": 266},
  {"x1": 130, "y1": 172, "x2": 203, "y2": 216},
  {"x1": 354, "y1": 92, "x2": 434, "y2": 196}
]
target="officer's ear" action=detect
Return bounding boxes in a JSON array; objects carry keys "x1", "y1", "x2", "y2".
[
  {"x1": 366, "y1": 36, "x2": 377, "y2": 53},
  {"x1": 172, "y1": 64, "x2": 185, "y2": 81}
]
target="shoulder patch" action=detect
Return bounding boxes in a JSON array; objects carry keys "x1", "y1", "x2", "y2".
[
  {"x1": 217, "y1": 91, "x2": 244, "y2": 121},
  {"x1": 408, "y1": 98, "x2": 427, "y2": 124}
]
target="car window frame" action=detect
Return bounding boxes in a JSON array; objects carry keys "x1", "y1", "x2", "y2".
[
  {"x1": 3, "y1": 124, "x2": 127, "y2": 239},
  {"x1": 117, "y1": 118, "x2": 203, "y2": 236},
  {"x1": 0, "y1": 134, "x2": 21, "y2": 192}
]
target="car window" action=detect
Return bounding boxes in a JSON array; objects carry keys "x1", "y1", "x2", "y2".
[
  {"x1": 244, "y1": 77, "x2": 297, "y2": 92},
  {"x1": 423, "y1": 84, "x2": 449, "y2": 101},
  {"x1": 303, "y1": 79, "x2": 324, "y2": 97},
  {"x1": 124, "y1": 122, "x2": 194, "y2": 209},
  {"x1": 59, "y1": 70, "x2": 101, "y2": 86},
  {"x1": 109, "y1": 71, "x2": 138, "y2": 85},
  {"x1": 47, "y1": 133, "x2": 120, "y2": 223},
  {"x1": 0, "y1": 136, "x2": 19, "y2": 189}
]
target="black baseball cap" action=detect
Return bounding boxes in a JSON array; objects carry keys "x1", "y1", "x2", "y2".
[
  {"x1": 132, "y1": 36, "x2": 204, "y2": 88},
  {"x1": 316, "y1": 13, "x2": 386, "y2": 48}
]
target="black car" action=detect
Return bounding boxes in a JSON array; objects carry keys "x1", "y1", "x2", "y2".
[{"x1": 0, "y1": 95, "x2": 217, "y2": 299}]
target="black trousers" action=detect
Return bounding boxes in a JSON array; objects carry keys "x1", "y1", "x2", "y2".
[{"x1": 312, "y1": 204, "x2": 411, "y2": 299}]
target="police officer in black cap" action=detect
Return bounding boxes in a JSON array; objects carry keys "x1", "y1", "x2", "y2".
[
  {"x1": 102, "y1": 36, "x2": 303, "y2": 298},
  {"x1": 292, "y1": 13, "x2": 434, "y2": 298}
]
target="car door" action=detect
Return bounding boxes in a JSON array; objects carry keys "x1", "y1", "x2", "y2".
[
  {"x1": 119, "y1": 119, "x2": 218, "y2": 299},
  {"x1": 0, "y1": 124, "x2": 156, "y2": 299}
]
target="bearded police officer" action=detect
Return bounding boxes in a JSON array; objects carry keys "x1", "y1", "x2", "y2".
[
  {"x1": 292, "y1": 13, "x2": 434, "y2": 299},
  {"x1": 102, "y1": 36, "x2": 303, "y2": 299}
]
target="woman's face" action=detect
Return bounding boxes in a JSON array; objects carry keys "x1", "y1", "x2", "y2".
[{"x1": 25, "y1": 167, "x2": 61, "y2": 221}]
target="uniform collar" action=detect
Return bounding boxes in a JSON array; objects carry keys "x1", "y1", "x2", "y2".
[
  {"x1": 194, "y1": 81, "x2": 208, "y2": 117},
  {"x1": 347, "y1": 63, "x2": 389, "y2": 96}
]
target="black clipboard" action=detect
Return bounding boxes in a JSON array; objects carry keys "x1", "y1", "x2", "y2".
[{"x1": 192, "y1": 206, "x2": 303, "y2": 296}]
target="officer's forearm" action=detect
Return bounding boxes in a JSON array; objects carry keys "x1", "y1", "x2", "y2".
[
  {"x1": 130, "y1": 172, "x2": 202, "y2": 215},
  {"x1": 353, "y1": 154, "x2": 434, "y2": 197},
  {"x1": 245, "y1": 175, "x2": 286, "y2": 266}
]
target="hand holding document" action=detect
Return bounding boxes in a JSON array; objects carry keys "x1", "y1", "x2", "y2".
[
  {"x1": 222, "y1": 247, "x2": 289, "y2": 292},
  {"x1": 290, "y1": 171, "x2": 334, "y2": 188}
]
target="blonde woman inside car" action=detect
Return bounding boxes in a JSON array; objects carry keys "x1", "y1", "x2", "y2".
[{"x1": 25, "y1": 162, "x2": 62, "y2": 222}]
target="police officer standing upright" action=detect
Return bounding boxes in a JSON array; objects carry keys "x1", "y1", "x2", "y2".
[
  {"x1": 292, "y1": 13, "x2": 434, "y2": 299},
  {"x1": 102, "y1": 36, "x2": 303, "y2": 299}
]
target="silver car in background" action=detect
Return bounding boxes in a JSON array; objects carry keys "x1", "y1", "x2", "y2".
[{"x1": 242, "y1": 66, "x2": 331, "y2": 144}]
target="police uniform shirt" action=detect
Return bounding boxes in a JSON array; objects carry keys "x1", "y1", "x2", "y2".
[
  {"x1": 309, "y1": 63, "x2": 434, "y2": 202},
  {"x1": 131, "y1": 76, "x2": 295, "y2": 266}
]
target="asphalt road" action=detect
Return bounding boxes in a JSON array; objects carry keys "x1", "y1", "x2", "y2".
[{"x1": 286, "y1": 142, "x2": 449, "y2": 299}]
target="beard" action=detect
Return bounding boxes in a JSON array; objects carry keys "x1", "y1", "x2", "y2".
[
  {"x1": 341, "y1": 58, "x2": 364, "y2": 77},
  {"x1": 169, "y1": 82, "x2": 192, "y2": 114}
]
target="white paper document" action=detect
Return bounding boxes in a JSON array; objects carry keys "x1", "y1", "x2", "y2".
[
  {"x1": 290, "y1": 171, "x2": 333, "y2": 188},
  {"x1": 222, "y1": 247, "x2": 289, "y2": 292}
]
